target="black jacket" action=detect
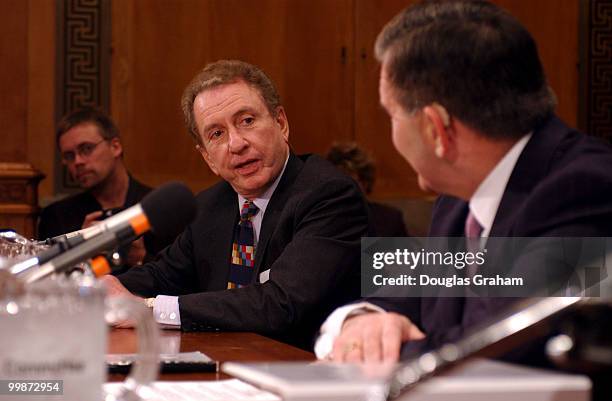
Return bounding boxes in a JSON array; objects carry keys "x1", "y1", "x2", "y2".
[{"x1": 118, "y1": 154, "x2": 369, "y2": 350}]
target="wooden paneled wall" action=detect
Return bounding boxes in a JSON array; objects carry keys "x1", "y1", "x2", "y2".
[
  {"x1": 0, "y1": 0, "x2": 56, "y2": 197},
  {"x1": 111, "y1": 0, "x2": 356, "y2": 192},
  {"x1": 497, "y1": 0, "x2": 579, "y2": 125},
  {"x1": 110, "y1": 0, "x2": 580, "y2": 200},
  {"x1": 1, "y1": 0, "x2": 28, "y2": 164},
  {"x1": 0, "y1": 0, "x2": 55, "y2": 235},
  {"x1": 2, "y1": 0, "x2": 581, "y2": 203}
]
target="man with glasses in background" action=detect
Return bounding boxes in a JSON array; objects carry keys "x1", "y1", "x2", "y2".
[{"x1": 38, "y1": 107, "x2": 167, "y2": 268}]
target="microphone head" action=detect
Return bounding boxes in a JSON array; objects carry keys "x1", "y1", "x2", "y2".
[{"x1": 140, "y1": 182, "x2": 197, "y2": 237}]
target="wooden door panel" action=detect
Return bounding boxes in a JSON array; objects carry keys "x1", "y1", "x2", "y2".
[
  {"x1": 354, "y1": 0, "x2": 422, "y2": 199},
  {"x1": 492, "y1": 0, "x2": 579, "y2": 127},
  {"x1": 0, "y1": 0, "x2": 28, "y2": 163}
]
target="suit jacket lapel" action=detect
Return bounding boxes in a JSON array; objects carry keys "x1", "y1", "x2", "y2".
[
  {"x1": 428, "y1": 196, "x2": 469, "y2": 237},
  {"x1": 490, "y1": 117, "x2": 563, "y2": 236},
  {"x1": 254, "y1": 153, "x2": 304, "y2": 278},
  {"x1": 207, "y1": 183, "x2": 239, "y2": 290},
  {"x1": 423, "y1": 196, "x2": 468, "y2": 329}
]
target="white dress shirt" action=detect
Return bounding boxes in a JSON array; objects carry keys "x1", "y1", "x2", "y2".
[
  {"x1": 314, "y1": 134, "x2": 532, "y2": 359},
  {"x1": 469, "y1": 133, "x2": 531, "y2": 239},
  {"x1": 152, "y1": 154, "x2": 289, "y2": 328}
]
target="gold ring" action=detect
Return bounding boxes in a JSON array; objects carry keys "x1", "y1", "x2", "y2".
[{"x1": 343, "y1": 341, "x2": 362, "y2": 354}]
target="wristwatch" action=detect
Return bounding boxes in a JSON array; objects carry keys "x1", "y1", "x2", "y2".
[{"x1": 144, "y1": 297, "x2": 156, "y2": 309}]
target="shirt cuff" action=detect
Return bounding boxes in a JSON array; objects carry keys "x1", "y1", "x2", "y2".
[
  {"x1": 152, "y1": 295, "x2": 181, "y2": 328},
  {"x1": 314, "y1": 302, "x2": 385, "y2": 360}
]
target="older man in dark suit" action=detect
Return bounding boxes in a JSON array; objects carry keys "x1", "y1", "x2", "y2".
[
  {"x1": 102, "y1": 60, "x2": 368, "y2": 350},
  {"x1": 317, "y1": 0, "x2": 612, "y2": 363}
]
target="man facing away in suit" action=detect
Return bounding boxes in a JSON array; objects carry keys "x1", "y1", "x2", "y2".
[
  {"x1": 316, "y1": 0, "x2": 612, "y2": 364},
  {"x1": 102, "y1": 60, "x2": 369, "y2": 350}
]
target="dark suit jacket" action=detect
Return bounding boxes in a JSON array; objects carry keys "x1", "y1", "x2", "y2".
[
  {"x1": 38, "y1": 176, "x2": 152, "y2": 240},
  {"x1": 368, "y1": 202, "x2": 409, "y2": 237},
  {"x1": 118, "y1": 154, "x2": 368, "y2": 350},
  {"x1": 371, "y1": 116, "x2": 612, "y2": 364}
]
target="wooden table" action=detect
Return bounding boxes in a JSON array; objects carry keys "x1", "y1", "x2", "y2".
[{"x1": 108, "y1": 329, "x2": 314, "y2": 381}]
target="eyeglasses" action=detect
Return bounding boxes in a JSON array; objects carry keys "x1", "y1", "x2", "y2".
[{"x1": 61, "y1": 139, "x2": 107, "y2": 163}]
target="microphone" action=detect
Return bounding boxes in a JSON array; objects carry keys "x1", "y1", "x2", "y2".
[
  {"x1": 9, "y1": 211, "x2": 132, "y2": 275},
  {"x1": 9, "y1": 234, "x2": 93, "y2": 275},
  {"x1": 9, "y1": 212, "x2": 137, "y2": 276},
  {"x1": 18, "y1": 182, "x2": 197, "y2": 284}
]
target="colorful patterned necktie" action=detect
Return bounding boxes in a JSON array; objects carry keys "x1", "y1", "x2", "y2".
[{"x1": 227, "y1": 200, "x2": 260, "y2": 289}]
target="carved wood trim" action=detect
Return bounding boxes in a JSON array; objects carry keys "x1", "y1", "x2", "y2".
[
  {"x1": 579, "y1": 0, "x2": 612, "y2": 142},
  {"x1": 0, "y1": 163, "x2": 44, "y2": 237},
  {"x1": 55, "y1": 0, "x2": 111, "y2": 193}
]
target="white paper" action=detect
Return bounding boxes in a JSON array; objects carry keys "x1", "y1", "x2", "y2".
[
  {"x1": 259, "y1": 269, "x2": 270, "y2": 284},
  {"x1": 104, "y1": 379, "x2": 280, "y2": 401}
]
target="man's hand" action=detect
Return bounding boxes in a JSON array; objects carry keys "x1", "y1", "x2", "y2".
[
  {"x1": 82, "y1": 210, "x2": 104, "y2": 229},
  {"x1": 100, "y1": 274, "x2": 135, "y2": 298},
  {"x1": 100, "y1": 275, "x2": 144, "y2": 328},
  {"x1": 331, "y1": 312, "x2": 425, "y2": 363},
  {"x1": 126, "y1": 237, "x2": 147, "y2": 266}
]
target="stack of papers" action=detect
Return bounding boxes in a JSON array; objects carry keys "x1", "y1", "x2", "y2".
[{"x1": 104, "y1": 380, "x2": 280, "y2": 401}]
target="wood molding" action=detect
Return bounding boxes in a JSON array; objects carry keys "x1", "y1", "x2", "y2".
[
  {"x1": 580, "y1": 0, "x2": 612, "y2": 141},
  {"x1": 55, "y1": 0, "x2": 111, "y2": 192},
  {"x1": 0, "y1": 163, "x2": 44, "y2": 237}
]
